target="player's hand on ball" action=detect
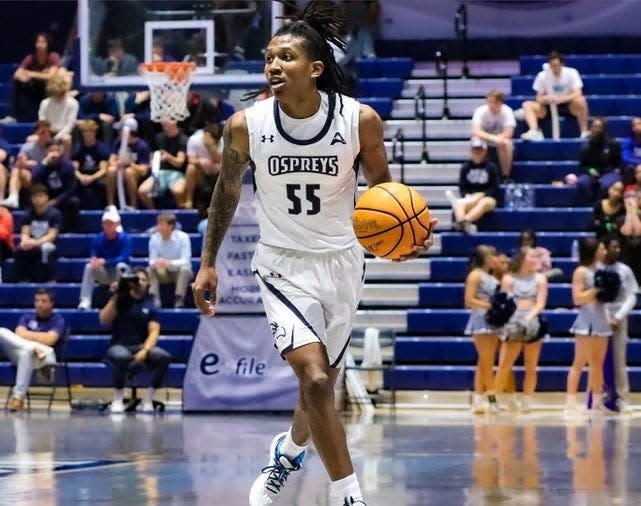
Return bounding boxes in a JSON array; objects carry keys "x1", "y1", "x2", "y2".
[
  {"x1": 393, "y1": 218, "x2": 438, "y2": 262},
  {"x1": 193, "y1": 266, "x2": 218, "y2": 317}
]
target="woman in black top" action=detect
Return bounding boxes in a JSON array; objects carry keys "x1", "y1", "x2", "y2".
[
  {"x1": 576, "y1": 117, "x2": 622, "y2": 205},
  {"x1": 592, "y1": 180, "x2": 625, "y2": 238}
]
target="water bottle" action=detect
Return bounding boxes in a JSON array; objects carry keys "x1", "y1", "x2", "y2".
[
  {"x1": 571, "y1": 239, "x2": 579, "y2": 261},
  {"x1": 505, "y1": 184, "x2": 516, "y2": 210}
]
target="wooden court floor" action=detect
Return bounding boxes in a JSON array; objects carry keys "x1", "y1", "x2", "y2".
[{"x1": 0, "y1": 408, "x2": 640, "y2": 505}]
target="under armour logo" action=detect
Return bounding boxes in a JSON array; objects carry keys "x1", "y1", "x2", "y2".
[
  {"x1": 330, "y1": 132, "x2": 346, "y2": 145},
  {"x1": 261, "y1": 134, "x2": 275, "y2": 143}
]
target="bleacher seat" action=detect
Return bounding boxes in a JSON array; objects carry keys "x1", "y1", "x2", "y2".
[
  {"x1": 478, "y1": 208, "x2": 592, "y2": 231},
  {"x1": 507, "y1": 96, "x2": 641, "y2": 117},
  {"x1": 429, "y1": 257, "x2": 577, "y2": 282},
  {"x1": 519, "y1": 54, "x2": 641, "y2": 76},
  {"x1": 356, "y1": 58, "x2": 414, "y2": 79},
  {"x1": 511, "y1": 161, "x2": 576, "y2": 183},
  {"x1": 2, "y1": 122, "x2": 33, "y2": 143},
  {"x1": 357, "y1": 78, "x2": 404, "y2": 99},
  {"x1": 55, "y1": 234, "x2": 202, "y2": 257},
  {"x1": 511, "y1": 75, "x2": 641, "y2": 96}
]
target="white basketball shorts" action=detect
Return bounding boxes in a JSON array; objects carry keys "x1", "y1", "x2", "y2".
[{"x1": 251, "y1": 241, "x2": 365, "y2": 368}]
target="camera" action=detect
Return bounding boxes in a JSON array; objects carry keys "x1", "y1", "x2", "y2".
[{"x1": 118, "y1": 274, "x2": 140, "y2": 292}]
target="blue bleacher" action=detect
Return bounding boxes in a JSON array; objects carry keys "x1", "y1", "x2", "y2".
[
  {"x1": 519, "y1": 54, "x2": 641, "y2": 75},
  {"x1": 511, "y1": 75, "x2": 641, "y2": 96},
  {"x1": 2, "y1": 122, "x2": 34, "y2": 143},
  {"x1": 429, "y1": 257, "x2": 577, "y2": 282},
  {"x1": 440, "y1": 232, "x2": 595, "y2": 256},
  {"x1": 55, "y1": 233, "x2": 202, "y2": 257},
  {"x1": 507, "y1": 96, "x2": 641, "y2": 117},
  {"x1": 356, "y1": 58, "x2": 414, "y2": 79},
  {"x1": 356, "y1": 78, "x2": 404, "y2": 99},
  {"x1": 511, "y1": 161, "x2": 576, "y2": 183}
]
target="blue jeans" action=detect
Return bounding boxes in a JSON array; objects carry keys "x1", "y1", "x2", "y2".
[{"x1": 576, "y1": 172, "x2": 621, "y2": 205}]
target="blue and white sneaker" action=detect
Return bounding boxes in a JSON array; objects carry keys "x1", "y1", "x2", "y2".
[{"x1": 248, "y1": 432, "x2": 305, "y2": 506}]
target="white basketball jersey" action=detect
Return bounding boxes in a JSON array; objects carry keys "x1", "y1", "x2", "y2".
[{"x1": 245, "y1": 91, "x2": 361, "y2": 252}]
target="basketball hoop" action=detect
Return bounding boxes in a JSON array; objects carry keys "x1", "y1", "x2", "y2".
[{"x1": 140, "y1": 62, "x2": 196, "y2": 122}]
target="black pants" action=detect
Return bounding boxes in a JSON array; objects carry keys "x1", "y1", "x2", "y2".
[
  {"x1": 12, "y1": 79, "x2": 46, "y2": 122},
  {"x1": 55, "y1": 197, "x2": 81, "y2": 232},
  {"x1": 14, "y1": 245, "x2": 57, "y2": 282},
  {"x1": 106, "y1": 344, "x2": 171, "y2": 389}
]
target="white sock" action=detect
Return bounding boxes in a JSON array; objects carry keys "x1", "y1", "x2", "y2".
[
  {"x1": 279, "y1": 427, "x2": 308, "y2": 459},
  {"x1": 566, "y1": 394, "x2": 577, "y2": 407},
  {"x1": 472, "y1": 393, "x2": 483, "y2": 404},
  {"x1": 329, "y1": 473, "x2": 362, "y2": 502},
  {"x1": 113, "y1": 389, "x2": 124, "y2": 403},
  {"x1": 593, "y1": 394, "x2": 602, "y2": 408},
  {"x1": 143, "y1": 387, "x2": 155, "y2": 405}
]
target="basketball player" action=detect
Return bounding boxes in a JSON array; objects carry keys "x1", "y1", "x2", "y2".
[{"x1": 192, "y1": 3, "x2": 436, "y2": 505}]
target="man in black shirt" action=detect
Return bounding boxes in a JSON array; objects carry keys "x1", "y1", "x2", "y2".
[
  {"x1": 71, "y1": 119, "x2": 111, "y2": 209},
  {"x1": 445, "y1": 138, "x2": 500, "y2": 233},
  {"x1": 137, "y1": 120, "x2": 188, "y2": 209},
  {"x1": 98, "y1": 267, "x2": 171, "y2": 413},
  {"x1": 15, "y1": 184, "x2": 60, "y2": 282}
]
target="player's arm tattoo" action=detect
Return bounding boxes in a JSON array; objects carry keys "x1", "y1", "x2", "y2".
[{"x1": 201, "y1": 119, "x2": 249, "y2": 267}]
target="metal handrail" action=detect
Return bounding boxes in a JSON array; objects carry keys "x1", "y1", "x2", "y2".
[
  {"x1": 414, "y1": 85, "x2": 429, "y2": 163},
  {"x1": 391, "y1": 128, "x2": 406, "y2": 184}
]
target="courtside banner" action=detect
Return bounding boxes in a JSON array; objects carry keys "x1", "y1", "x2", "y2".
[
  {"x1": 215, "y1": 178, "x2": 263, "y2": 313},
  {"x1": 183, "y1": 315, "x2": 299, "y2": 411}
]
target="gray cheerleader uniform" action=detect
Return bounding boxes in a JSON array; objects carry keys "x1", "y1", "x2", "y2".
[
  {"x1": 569, "y1": 267, "x2": 613, "y2": 337},
  {"x1": 464, "y1": 271, "x2": 500, "y2": 335},
  {"x1": 505, "y1": 273, "x2": 548, "y2": 342}
]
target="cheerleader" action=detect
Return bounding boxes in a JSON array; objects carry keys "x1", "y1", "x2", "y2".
[
  {"x1": 465, "y1": 245, "x2": 501, "y2": 413},
  {"x1": 494, "y1": 247, "x2": 548, "y2": 412},
  {"x1": 565, "y1": 237, "x2": 610, "y2": 413}
]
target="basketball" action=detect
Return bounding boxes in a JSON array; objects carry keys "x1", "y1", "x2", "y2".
[{"x1": 352, "y1": 182, "x2": 431, "y2": 260}]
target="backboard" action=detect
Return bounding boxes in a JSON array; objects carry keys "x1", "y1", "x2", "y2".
[{"x1": 78, "y1": 0, "x2": 280, "y2": 91}]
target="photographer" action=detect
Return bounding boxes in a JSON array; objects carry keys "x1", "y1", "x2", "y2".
[{"x1": 99, "y1": 267, "x2": 171, "y2": 414}]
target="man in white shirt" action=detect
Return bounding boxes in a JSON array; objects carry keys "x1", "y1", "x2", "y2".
[
  {"x1": 471, "y1": 90, "x2": 515, "y2": 179},
  {"x1": 148, "y1": 213, "x2": 193, "y2": 308},
  {"x1": 520, "y1": 51, "x2": 589, "y2": 141}
]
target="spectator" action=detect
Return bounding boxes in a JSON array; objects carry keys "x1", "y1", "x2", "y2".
[
  {"x1": 185, "y1": 122, "x2": 222, "y2": 210},
  {"x1": 445, "y1": 138, "x2": 499, "y2": 234},
  {"x1": 77, "y1": 91, "x2": 119, "y2": 145},
  {"x1": 148, "y1": 213, "x2": 193, "y2": 308},
  {"x1": 71, "y1": 119, "x2": 110, "y2": 209},
  {"x1": 123, "y1": 92, "x2": 156, "y2": 145},
  {"x1": 0, "y1": 288, "x2": 66, "y2": 412},
  {"x1": 180, "y1": 92, "x2": 232, "y2": 137},
  {"x1": 32, "y1": 139, "x2": 79, "y2": 232},
  {"x1": 14, "y1": 184, "x2": 60, "y2": 282},
  {"x1": 0, "y1": 205, "x2": 15, "y2": 275},
  {"x1": 37, "y1": 74, "x2": 79, "y2": 157},
  {"x1": 599, "y1": 235, "x2": 639, "y2": 413},
  {"x1": 99, "y1": 267, "x2": 171, "y2": 413},
  {"x1": 520, "y1": 51, "x2": 589, "y2": 141},
  {"x1": 78, "y1": 206, "x2": 131, "y2": 310},
  {"x1": 138, "y1": 120, "x2": 188, "y2": 209},
  {"x1": 94, "y1": 38, "x2": 139, "y2": 77},
  {"x1": 565, "y1": 238, "x2": 609, "y2": 415},
  {"x1": 12, "y1": 32, "x2": 61, "y2": 122},
  {"x1": 592, "y1": 180, "x2": 625, "y2": 239},
  {"x1": 342, "y1": 1, "x2": 379, "y2": 61},
  {"x1": 0, "y1": 131, "x2": 12, "y2": 200},
  {"x1": 471, "y1": 90, "x2": 516, "y2": 180},
  {"x1": 0, "y1": 121, "x2": 52, "y2": 209},
  {"x1": 621, "y1": 117, "x2": 641, "y2": 184},
  {"x1": 620, "y1": 179, "x2": 641, "y2": 283},
  {"x1": 515, "y1": 229, "x2": 564, "y2": 280},
  {"x1": 573, "y1": 117, "x2": 622, "y2": 205},
  {"x1": 105, "y1": 118, "x2": 150, "y2": 209}
]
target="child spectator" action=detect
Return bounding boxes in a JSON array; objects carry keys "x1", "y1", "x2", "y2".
[
  {"x1": 14, "y1": 184, "x2": 59, "y2": 282},
  {"x1": 71, "y1": 119, "x2": 110, "y2": 209},
  {"x1": 12, "y1": 32, "x2": 61, "y2": 122}
]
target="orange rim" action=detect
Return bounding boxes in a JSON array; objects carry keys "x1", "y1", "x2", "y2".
[{"x1": 140, "y1": 62, "x2": 196, "y2": 82}]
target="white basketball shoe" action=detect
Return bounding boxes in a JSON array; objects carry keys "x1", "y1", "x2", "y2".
[{"x1": 248, "y1": 432, "x2": 305, "y2": 506}]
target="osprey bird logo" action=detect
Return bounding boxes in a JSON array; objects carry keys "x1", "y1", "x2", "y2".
[{"x1": 270, "y1": 322, "x2": 287, "y2": 340}]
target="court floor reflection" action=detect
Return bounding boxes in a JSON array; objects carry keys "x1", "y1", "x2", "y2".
[{"x1": 0, "y1": 410, "x2": 640, "y2": 505}]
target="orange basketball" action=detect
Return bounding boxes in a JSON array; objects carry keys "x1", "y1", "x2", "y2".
[{"x1": 352, "y1": 182, "x2": 431, "y2": 260}]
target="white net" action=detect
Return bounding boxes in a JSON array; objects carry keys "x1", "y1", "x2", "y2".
[{"x1": 141, "y1": 63, "x2": 195, "y2": 122}]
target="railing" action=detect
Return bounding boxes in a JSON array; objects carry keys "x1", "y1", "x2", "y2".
[
  {"x1": 413, "y1": 85, "x2": 429, "y2": 163},
  {"x1": 435, "y1": 48, "x2": 450, "y2": 119},
  {"x1": 390, "y1": 128, "x2": 406, "y2": 183},
  {"x1": 454, "y1": 4, "x2": 470, "y2": 78}
]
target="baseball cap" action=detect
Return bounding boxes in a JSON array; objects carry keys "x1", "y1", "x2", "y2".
[
  {"x1": 101, "y1": 205, "x2": 121, "y2": 223},
  {"x1": 470, "y1": 137, "x2": 487, "y2": 150},
  {"x1": 114, "y1": 117, "x2": 138, "y2": 132}
]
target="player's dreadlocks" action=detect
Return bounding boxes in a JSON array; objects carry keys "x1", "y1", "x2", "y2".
[{"x1": 244, "y1": 0, "x2": 350, "y2": 101}]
